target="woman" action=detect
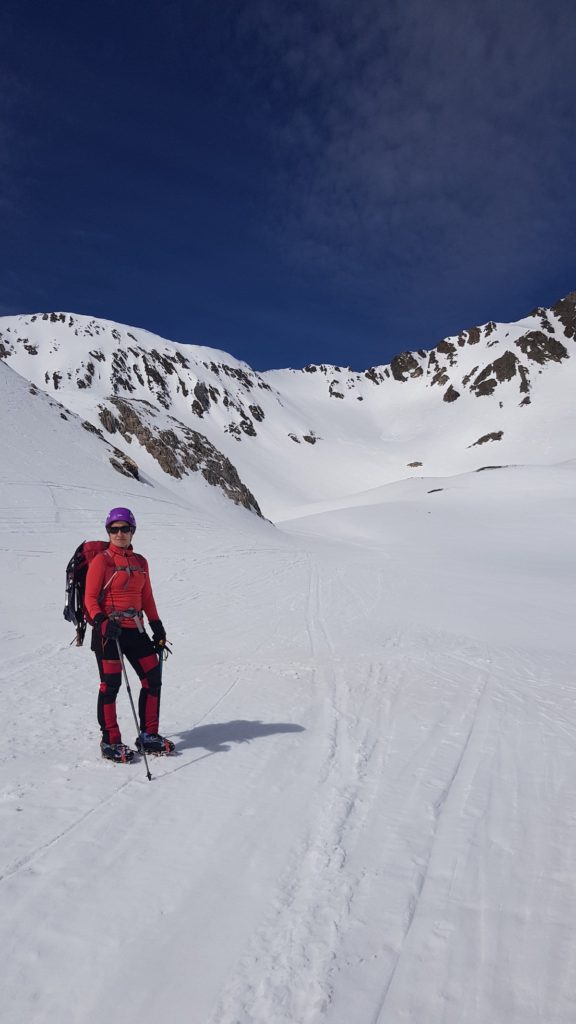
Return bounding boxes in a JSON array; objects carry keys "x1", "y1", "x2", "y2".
[{"x1": 85, "y1": 506, "x2": 174, "y2": 762}]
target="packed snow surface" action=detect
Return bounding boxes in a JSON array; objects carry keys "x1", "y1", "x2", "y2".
[{"x1": 1, "y1": 357, "x2": 576, "y2": 1023}]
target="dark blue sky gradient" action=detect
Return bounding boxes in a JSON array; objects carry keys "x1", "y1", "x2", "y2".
[{"x1": 1, "y1": 0, "x2": 575, "y2": 369}]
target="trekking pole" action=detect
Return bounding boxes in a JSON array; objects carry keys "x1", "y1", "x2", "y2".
[
  {"x1": 115, "y1": 639, "x2": 153, "y2": 782},
  {"x1": 155, "y1": 638, "x2": 172, "y2": 682}
]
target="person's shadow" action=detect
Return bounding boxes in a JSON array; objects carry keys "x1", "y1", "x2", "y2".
[{"x1": 175, "y1": 720, "x2": 305, "y2": 754}]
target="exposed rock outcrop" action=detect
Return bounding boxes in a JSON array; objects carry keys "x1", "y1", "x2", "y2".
[
  {"x1": 551, "y1": 292, "x2": 576, "y2": 339},
  {"x1": 469, "y1": 431, "x2": 504, "y2": 447},
  {"x1": 515, "y1": 331, "x2": 568, "y2": 365},
  {"x1": 470, "y1": 352, "x2": 528, "y2": 397},
  {"x1": 390, "y1": 352, "x2": 424, "y2": 382},
  {"x1": 443, "y1": 385, "x2": 460, "y2": 403},
  {"x1": 98, "y1": 398, "x2": 262, "y2": 515}
]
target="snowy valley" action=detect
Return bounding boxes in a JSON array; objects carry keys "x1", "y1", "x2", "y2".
[
  {"x1": 0, "y1": 292, "x2": 575, "y2": 518},
  {"x1": 1, "y1": 294, "x2": 576, "y2": 1023}
]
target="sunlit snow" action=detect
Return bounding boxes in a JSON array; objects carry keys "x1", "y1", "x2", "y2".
[{"x1": 1, "y1": 311, "x2": 575, "y2": 1023}]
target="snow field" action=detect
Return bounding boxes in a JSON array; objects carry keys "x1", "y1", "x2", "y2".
[
  {"x1": 2, "y1": 357, "x2": 576, "y2": 1022},
  {"x1": 3, "y1": 306, "x2": 576, "y2": 522}
]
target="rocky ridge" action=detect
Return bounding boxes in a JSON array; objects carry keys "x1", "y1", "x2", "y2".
[
  {"x1": 0, "y1": 292, "x2": 574, "y2": 514},
  {"x1": 0, "y1": 294, "x2": 573, "y2": 437}
]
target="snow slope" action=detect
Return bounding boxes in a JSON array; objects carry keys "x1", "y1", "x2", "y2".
[
  {"x1": 0, "y1": 296, "x2": 575, "y2": 518},
  {"x1": 2, "y1": 351, "x2": 576, "y2": 1023}
]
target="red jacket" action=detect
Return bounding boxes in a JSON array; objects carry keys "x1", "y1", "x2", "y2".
[{"x1": 84, "y1": 544, "x2": 160, "y2": 629}]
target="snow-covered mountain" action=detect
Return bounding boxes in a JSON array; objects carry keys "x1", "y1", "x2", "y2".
[
  {"x1": 1, "y1": 292, "x2": 574, "y2": 518},
  {"x1": 2, "y1": 295, "x2": 576, "y2": 1023}
]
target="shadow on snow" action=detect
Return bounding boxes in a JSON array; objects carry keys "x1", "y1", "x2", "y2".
[{"x1": 175, "y1": 719, "x2": 305, "y2": 754}]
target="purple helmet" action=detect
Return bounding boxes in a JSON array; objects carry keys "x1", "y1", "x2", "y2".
[{"x1": 105, "y1": 506, "x2": 136, "y2": 531}]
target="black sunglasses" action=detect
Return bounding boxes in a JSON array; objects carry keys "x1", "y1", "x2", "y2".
[{"x1": 108, "y1": 525, "x2": 132, "y2": 534}]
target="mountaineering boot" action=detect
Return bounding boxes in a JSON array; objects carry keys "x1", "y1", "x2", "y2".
[
  {"x1": 135, "y1": 732, "x2": 175, "y2": 755},
  {"x1": 100, "y1": 741, "x2": 135, "y2": 763}
]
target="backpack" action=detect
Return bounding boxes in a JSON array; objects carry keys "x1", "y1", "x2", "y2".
[{"x1": 63, "y1": 541, "x2": 113, "y2": 646}]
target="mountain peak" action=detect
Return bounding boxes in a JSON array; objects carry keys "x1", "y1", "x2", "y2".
[{"x1": 0, "y1": 293, "x2": 574, "y2": 518}]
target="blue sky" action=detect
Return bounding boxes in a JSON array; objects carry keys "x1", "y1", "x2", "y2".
[{"x1": 1, "y1": 0, "x2": 575, "y2": 369}]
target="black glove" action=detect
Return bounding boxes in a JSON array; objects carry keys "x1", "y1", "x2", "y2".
[
  {"x1": 94, "y1": 614, "x2": 122, "y2": 641},
  {"x1": 149, "y1": 619, "x2": 167, "y2": 650},
  {"x1": 104, "y1": 619, "x2": 122, "y2": 640}
]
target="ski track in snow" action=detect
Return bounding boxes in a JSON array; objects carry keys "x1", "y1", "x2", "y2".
[
  {"x1": 200, "y1": 564, "x2": 576, "y2": 1024},
  {"x1": 4, "y1": 603, "x2": 576, "y2": 1022},
  {"x1": 3, "y1": 555, "x2": 576, "y2": 1024},
  {"x1": 2, "y1": 449, "x2": 576, "y2": 1021},
  {"x1": 211, "y1": 573, "x2": 468, "y2": 1024}
]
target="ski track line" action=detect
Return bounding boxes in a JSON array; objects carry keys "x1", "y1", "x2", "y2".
[
  {"x1": 149, "y1": 672, "x2": 249, "y2": 780},
  {"x1": 208, "y1": 667, "x2": 382, "y2": 1024},
  {"x1": 187, "y1": 669, "x2": 243, "y2": 728},
  {"x1": 0, "y1": 776, "x2": 135, "y2": 886},
  {"x1": 3, "y1": 615, "x2": 268, "y2": 861},
  {"x1": 369, "y1": 657, "x2": 493, "y2": 1024},
  {"x1": 1, "y1": 668, "x2": 250, "y2": 878},
  {"x1": 305, "y1": 554, "x2": 335, "y2": 663},
  {"x1": 207, "y1": 589, "x2": 391, "y2": 1023},
  {"x1": 0, "y1": 741, "x2": 218, "y2": 885}
]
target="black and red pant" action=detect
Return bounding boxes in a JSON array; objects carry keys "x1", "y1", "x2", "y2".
[{"x1": 92, "y1": 627, "x2": 162, "y2": 745}]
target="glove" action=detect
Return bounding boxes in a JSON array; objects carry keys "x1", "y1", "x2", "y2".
[
  {"x1": 94, "y1": 614, "x2": 121, "y2": 641},
  {"x1": 104, "y1": 619, "x2": 122, "y2": 640},
  {"x1": 149, "y1": 619, "x2": 167, "y2": 650}
]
